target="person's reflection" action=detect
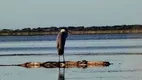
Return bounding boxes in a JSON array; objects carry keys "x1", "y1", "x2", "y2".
[{"x1": 58, "y1": 68, "x2": 65, "y2": 80}]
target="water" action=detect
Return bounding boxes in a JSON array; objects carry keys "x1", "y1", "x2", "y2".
[{"x1": 0, "y1": 33, "x2": 142, "y2": 80}]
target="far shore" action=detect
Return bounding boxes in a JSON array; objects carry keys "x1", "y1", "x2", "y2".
[
  {"x1": 0, "y1": 25, "x2": 142, "y2": 36},
  {"x1": 0, "y1": 30, "x2": 142, "y2": 36}
]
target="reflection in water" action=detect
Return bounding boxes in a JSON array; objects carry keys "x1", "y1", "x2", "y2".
[
  {"x1": 0, "y1": 60, "x2": 111, "y2": 68},
  {"x1": 58, "y1": 68, "x2": 65, "y2": 80}
]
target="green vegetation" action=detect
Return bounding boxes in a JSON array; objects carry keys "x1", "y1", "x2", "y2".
[{"x1": 0, "y1": 25, "x2": 142, "y2": 36}]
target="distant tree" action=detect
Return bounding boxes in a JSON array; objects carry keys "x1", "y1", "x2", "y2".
[
  {"x1": 36, "y1": 27, "x2": 43, "y2": 32},
  {"x1": 50, "y1": 27, "x2": 58, "y2": 31},
  {"x1": 76, "y1": 26, "x2": 85, "y2": 31},
  {"x1": 68, "y1": 26, "x2": 76, "y2": 30},
  {"x1": 22, "y1": 28, "x2": 31, "y2": 32},
  {"x1": 13, "y1": 29, "x2": 21, "y2": 32},
  {"x1": 1, "y1": 29, "x2": 12, "y2": 32}
]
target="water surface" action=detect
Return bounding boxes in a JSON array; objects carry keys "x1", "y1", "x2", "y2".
[{"x1": 0, "y1": 34, "x2": 142, "y2": 80}]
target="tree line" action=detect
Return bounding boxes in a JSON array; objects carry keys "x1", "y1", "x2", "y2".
[{"x1": 0, "y1": 25, "x2": 142, "y2": 35}]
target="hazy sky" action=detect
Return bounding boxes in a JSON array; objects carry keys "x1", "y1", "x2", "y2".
[{"x1": 0, "y1": 0, "x2": 142, "y2": 29}]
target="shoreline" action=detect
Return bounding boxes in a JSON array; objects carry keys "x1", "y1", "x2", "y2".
[
  {"x1": 0, "y1": 30, "x2": 142, "y2": 36},
  {"x1": 1, "y1": 24, "x2": 142, "y2": 36}
]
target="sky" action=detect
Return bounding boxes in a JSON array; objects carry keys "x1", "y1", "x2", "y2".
[{"x1": 0, "y1": 0, "x2": 142, "y2": 29}]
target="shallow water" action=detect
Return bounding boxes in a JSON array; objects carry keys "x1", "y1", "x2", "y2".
[
  {"x1": 0, "y1": 34, "x2": 142, "y2": 80},
  {"x1": 0, "y1": 55, "x2": 142, "y2": 80}
]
